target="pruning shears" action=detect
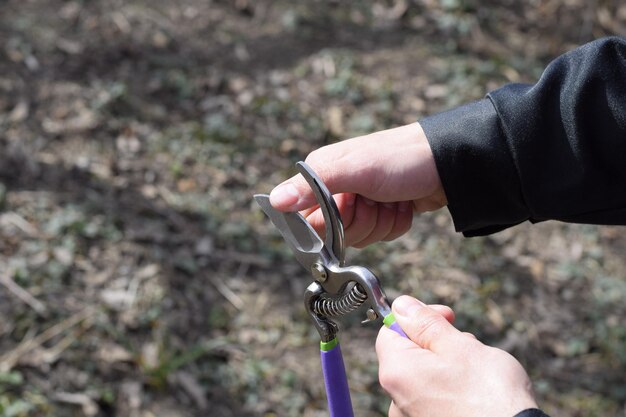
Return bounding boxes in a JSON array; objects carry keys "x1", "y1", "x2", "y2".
[{"x1": 255, "y1": 161, "x2": 407, "y2": 417}]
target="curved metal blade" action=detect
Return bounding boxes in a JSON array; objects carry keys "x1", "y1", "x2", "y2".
[
  {"x1": 296, "y1": 162, "x2": 345, "y2": 266},
  {"x1": 254, "y1": 194, "x2": 322, "y2": 269}
]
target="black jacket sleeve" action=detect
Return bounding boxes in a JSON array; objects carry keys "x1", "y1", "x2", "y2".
[
  {"x1": 421, "y1": 36, "x2": 626, "y2": 236},
  {"x1": 514, "y1": 409, "x2": 551, "y2": 417}
]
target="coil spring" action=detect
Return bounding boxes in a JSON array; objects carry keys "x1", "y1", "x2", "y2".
[{"x1": 313, "y1": 283, "x2": 368, "y2": 317}]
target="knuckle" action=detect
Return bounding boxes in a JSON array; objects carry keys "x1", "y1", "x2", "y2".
[
  {"x1": 304, "y1": 150, "x2": 330, "y2": 176},
  {"x1": 305, "y1": 144, "x2": 343, "y2": 170},
  {"x1": 304, "y1": 148, "x2": 323, "y2": 165},
  {"x1": 305, "y1": 150, "x2": 338, "y2": 184},
  {"x1": 412, "y1": 313, "x2": 447, "y2": 346}
]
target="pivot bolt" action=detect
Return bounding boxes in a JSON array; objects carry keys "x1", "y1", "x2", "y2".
[
  {"x1": 365, "y1": 308, "x2": 378, "y2": 322},
  {"x1": 311, "y1": 263, "x2": 328, "y2": 282}
]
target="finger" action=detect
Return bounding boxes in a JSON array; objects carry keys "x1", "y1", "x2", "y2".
[
  {"x1": 427, "y1": 304, "x2": 455, "y2": 324},
  {"x1": 376, "y1": 326, "x2": 430, "y2": 398},
  {"x1": 336, "y1": 193, "x2": 357, "y2": 229},
  {"x1": 269, "y1": 144, "x2": 364, "y2": 211},
  {"x1": 375, "y1": 303, "x2": 454, "y2": 347},
  {"x1": 353, "y1": 202, "x2": 397, "y2": 248},
  {"x1": 303, "y1": 208, "x2": 325, "y2": 238},
  {"x1": 270, "y1": 174, "x2": 310, "y2": 211},
  {"x1": 303, "y1": 193, "x2": 356, "y2": 239},
  {"x1": 376, "y1": 325, "x2": 427, "y2": 359},
  {"x1": 392, "y1": 296, "x2": 464, "y2": 353},
  {"x1": 300, "y1": 204, "x2": 319, "y2": 219},
  {"x1": 344, "y1": 196, "x2": 378, "y2": 247},
  {"x1": 382, "y1": 202, "x2": 413, "y2": 242},
  {"x1": 463, "y1": 332, "x2": 477, "y2": 339}
]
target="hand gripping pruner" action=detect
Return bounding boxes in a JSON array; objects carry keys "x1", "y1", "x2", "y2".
[{"x1": 254, "y1": 161, "x2": 407, "y2": 417}]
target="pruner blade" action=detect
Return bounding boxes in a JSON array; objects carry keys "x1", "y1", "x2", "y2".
[
  {"x1": 253, "y1": 194, "x2": 324, "y2": 270},
  {"x1": 254, "y1": 161, "x2": 345, "y2": 270},
  {"x1": 295, "y1": 162, "x2": 345, "y2": 266}
]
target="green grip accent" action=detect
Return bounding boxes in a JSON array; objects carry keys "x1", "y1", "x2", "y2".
[
  {"x1": 383, "y1": 313, "x2": 397, "y2": 328},
  {"x1": 320, "y1": 337, "x2": 339, "y2": 351}
]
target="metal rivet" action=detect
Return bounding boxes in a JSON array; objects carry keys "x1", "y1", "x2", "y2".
[
  {"x1": 366, "y1": 308, "x2": 378, "y2": 321},
  {"x1": 311, "y1": 263, "x2": 327, "y2": 282}
]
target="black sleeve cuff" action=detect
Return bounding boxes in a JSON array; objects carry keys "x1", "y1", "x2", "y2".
[
  {"x1": 420, "y1": 98, "x2": 529, "y2": 236},
  {"x1": 514, "y1": 408, "x2": 551, "y2": 417}
]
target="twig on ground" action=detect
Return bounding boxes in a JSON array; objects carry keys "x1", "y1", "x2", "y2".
[
  {"x1": 0, "y1": 211, "x2": 41, "y2": 237},
  {"x1": 52, "y1": 392, "x2": 99, "y2": 416},
  {"x1": 0, "y1": 273, "x2": 48, "y2": 316},
  {"x1": 211, "y1": 276, "x2": 244, "y2": 310},
  {"x1": 0, "y1": 307, "x2": 95, "y2": 372}
]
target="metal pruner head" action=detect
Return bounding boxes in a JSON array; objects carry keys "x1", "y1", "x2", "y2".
[
  {"x1": 254, "y1": 161, "x2": 345, "y2": 271},
  {"x1": 255, "y1": 162, "x2": 393, "y2": 341}
]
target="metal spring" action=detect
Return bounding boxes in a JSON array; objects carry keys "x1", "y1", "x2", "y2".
[{"x1": 313, "y1": 283, "x2": 368, "y2": 317}]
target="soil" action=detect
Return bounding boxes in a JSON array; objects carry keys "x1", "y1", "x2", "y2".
[{"x1": 0, "y1": 1, "x2": 625, "y2": 416}]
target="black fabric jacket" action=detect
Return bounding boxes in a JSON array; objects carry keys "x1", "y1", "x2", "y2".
[
  {"x1": 514, "y1": 409, "x2": 551, "y2": 417},
  {"x1": 421, "y1": 36, "x2": 626, "y2": 237}
]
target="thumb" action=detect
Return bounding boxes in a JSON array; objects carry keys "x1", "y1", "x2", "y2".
[
  {"x1": 269, "y1": 146, "x2": 371, "y2": 211},
  {"x1": 392, "y1": 296, "x2": 463, "y2": 353},
  {"x1": 269, "y1": 172, "x2": 325, "y2": 212}
]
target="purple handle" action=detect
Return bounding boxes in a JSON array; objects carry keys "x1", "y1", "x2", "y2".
[
  {"x1": 320, "y1": 342, "x2": 354, "y2": 417},
  {"x1": 389, "y1": 321, "x2": 408, "y2": 338},
  {"x1": 384, "y1": 313, "x2": 409, "y2": 338}
]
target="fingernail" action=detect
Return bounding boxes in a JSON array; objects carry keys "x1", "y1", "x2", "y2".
[
  {"x1": 398, "y1": 201, "x2": 410, "y2": 212},
  {"x1": 270, "y1": 183, "x2": 300, "y2": 208},
  {"x1": 393, "y1": 296, "x2": 425, "y2": 318},
  {"x1": 346, "y1": 193, "x2": 356, "y2": 206},
  {"x1": 383, "y1": 202, "x2": 395, "y2": 210}
]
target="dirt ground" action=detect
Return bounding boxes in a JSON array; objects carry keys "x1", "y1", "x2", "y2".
[{"x1": 0, "y1": 1, "x2": 625, "y2": 416}]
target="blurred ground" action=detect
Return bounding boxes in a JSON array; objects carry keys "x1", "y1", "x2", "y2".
[{"x1": 0, "y1": 1, "x2": 625, "y2": 416}]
